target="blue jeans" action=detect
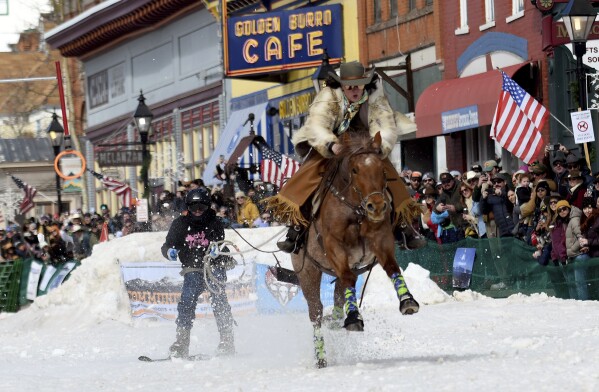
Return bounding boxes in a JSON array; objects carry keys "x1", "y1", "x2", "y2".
[
  {"x1": 570, "y1": 254, "x2": 590, "y2": 300},
  {"x1": 176, "y1": 268, "x2": 233, "y2": 332}
]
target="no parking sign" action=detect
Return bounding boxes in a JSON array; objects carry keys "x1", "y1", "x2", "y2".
[{"x1": 570, "y1": 110, "x2": 595, "y2": 144}]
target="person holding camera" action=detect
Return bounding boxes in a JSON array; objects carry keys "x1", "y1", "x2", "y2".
[{"x1": 480, "y1": 173, "x2": 515, "y2": 238}]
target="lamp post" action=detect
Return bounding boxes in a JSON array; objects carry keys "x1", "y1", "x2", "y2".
[
  {"x1": 312, "y1": 49, "x2": 336, "y2": 93},
  {"x1": 133, "y1": 90, "x2": 154, "y2": 228},
  {"x1": 47, "y1": 112, "x2": 64, "y2": 216},
  {"x1": 563, "y1": 0, "x2": 597, "y2": 110}
]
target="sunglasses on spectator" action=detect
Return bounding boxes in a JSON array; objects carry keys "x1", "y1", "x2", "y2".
[
  {"x1": 460, "y1": 188, "x2": 471, "y2": 193},
  {"x1": 550, "y1": 200, "x2": 558, "y2": 205},
  {"x1": 411, "y1": 178, "x2": 422, "y2": 182},
  {"x1": 423, "y1": 178, "x2": 434, "y2": 183},
  {"x1": 343, "y1": 85, "x2": 365, "y2": 91},
  {"x1": 236, "y1": 196, "x2": 246, "y2": 200},
  {"x1": 441, "y1": 179, "x2": 452, "y2": 184},
  {"x1": 491, "y1": 179, "x2": 504, "y2": 184},
  {"x1": 558, "y1": 207, "x2": 570, "y2": 213},
  {"x1": 567, "y1": 164, "x2": 578, "y2": 169},
  {"x1": 553, "y1": 161, "x2": 564, "y2": 167}
]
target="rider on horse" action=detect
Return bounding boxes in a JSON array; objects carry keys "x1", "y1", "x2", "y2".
[{"x1": 264, "y1": 61, "x2": 424, "y2": 253}]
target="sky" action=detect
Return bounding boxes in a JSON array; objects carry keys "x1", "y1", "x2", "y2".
[
  {"x1": 0, "y1": 0, "x2": 51, "y2": 51},
  {"x1": 0, "y1": 227, "x2": 598, "y2": 392}
]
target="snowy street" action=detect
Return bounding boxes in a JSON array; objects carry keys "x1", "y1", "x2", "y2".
[{"x1": 0, "y1": 229, "x2": 598, "y2": 392}]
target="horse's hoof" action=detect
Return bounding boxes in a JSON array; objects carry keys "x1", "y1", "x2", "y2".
[
  {"x1": 399, "y1": 294, "x2": 420, "y2": 315},
  {"x1": 343, "y1": 310, "x2": 364, "y2": 331},
  {"x1": 316, "y1": 358, "x2": 327, "y2": 368}
]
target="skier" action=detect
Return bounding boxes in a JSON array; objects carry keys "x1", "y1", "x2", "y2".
[{"x1": 161, "y1": 188, "x2": 235, "y2": 358}]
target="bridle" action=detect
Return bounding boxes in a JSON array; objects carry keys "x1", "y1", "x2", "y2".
[{"x1": 328, "y1": 151, "x2": 389, "y2": 223}]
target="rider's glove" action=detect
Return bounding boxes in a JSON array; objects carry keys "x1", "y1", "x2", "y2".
[{"x1": 167, "y1": 248, "x2": 179, "y2": 261}]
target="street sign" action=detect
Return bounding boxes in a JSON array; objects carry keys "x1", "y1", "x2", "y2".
[
  {"x1": 97, "y1": 150, "x2": 144, "y2": 167},
  {"x1": 570, "y1": 110, "x2": 595, "y2": 144}
]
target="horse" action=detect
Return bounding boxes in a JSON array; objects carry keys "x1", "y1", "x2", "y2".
[{"x1": 291, "y1": 131, "x2": 420, "y2": 368}]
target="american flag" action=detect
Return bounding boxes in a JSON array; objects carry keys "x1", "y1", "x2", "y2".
[
  {"x1": 257, "y1": 142, "x2": 300, "y2": 188},
  {"x1": 491, "y1": 71, "x2": 547, "y2": 164},
  {"x1": 87, "y1": 169, "x2": 132, "y2": 208},
  {"x1": 10, "y1": 175, "x2": 37, "y2": 215}
]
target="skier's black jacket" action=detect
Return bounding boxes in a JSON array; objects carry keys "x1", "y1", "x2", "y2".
[{"x1": 161, "y1": 208, "x2": 224, "y2": 269}]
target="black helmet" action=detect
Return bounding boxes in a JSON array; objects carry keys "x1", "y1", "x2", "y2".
[{"x1": 185, "y1": 188, "x2": 211, "y2": 208}]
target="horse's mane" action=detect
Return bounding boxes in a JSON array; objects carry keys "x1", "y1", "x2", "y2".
[{"x1": 317, "y1": 130, "x2": 382, "y2": 196}]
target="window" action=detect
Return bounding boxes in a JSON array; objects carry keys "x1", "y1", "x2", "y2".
[
  {"x1": 484, "y1": 0, "x2": 494, "y2": 23},
  {"x1": 507, "y1": 0, "x2": 525, "y2": 23},
  {"x1": 374, "y1": 0, "x2": 382, "y2": 23},
  {"x1": 409, "y1": 0, "x2": 416, "y2": 12},
  {"x1": 426, "y1": 0, "x2": 433, "y2": 5},
  {"x1": 390, "y1": 0, "x2": 398, "y2": 18},
  {"x1": 513, "y1": 0, "x2": 524, "y2": 14},
  {"x1": 480, "y1": 0, "x2": 495, "y2": 30},
  {"x1": 455, "y1": 0, "x2": 469, "y2": 35}
]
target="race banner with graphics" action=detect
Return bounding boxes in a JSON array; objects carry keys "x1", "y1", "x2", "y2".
[{"x1": 121, "y1": 261, "x2": 256, "y2": 321}]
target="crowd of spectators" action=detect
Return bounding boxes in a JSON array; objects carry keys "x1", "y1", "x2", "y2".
[
  {"x1": 404, "y1": 143, "x2": 599, "y2": 298},
  {"x1": 3, "y1": 143, "x2": 599, "y2": 299}
]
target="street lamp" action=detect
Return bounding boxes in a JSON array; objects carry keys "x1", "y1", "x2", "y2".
[
  {"x1": 133, "y1": 90, "x2": 154, "y2": 229},
  {"x1": 563, "y1": 0, "x2": 597, "y2": 110},
  {"x1": 312, "y1": 49, "x2": 336, "y2": 93},
  {"x1": 47, "y1": 112, "x2": 64, "y2": 216}
]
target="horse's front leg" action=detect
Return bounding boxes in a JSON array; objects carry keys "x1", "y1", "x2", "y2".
[
  {"x1": 326, "y1": 240, "x2": 363, "y2": 331},
  {"x1": 372, "y1": 231, "x2": 420, "y2": 315}
]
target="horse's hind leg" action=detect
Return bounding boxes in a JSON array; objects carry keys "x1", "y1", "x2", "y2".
[
  {"x1": 294, "y1": 257, "x2": 327, "y2": 368},
  {"x1": 323, "y1": 280, "x2": 345, "y2": 329}
]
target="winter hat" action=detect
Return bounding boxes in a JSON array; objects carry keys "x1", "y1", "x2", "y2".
[
  {"x1": 535, "y1": 181, "x2": 551, "y2": 192},
  {"x1": 439, "y1": 172, "x2": 453, "y2": 183},
  {"x1": 566, "y1": 153, "x2": 582, "y2": 165},
  {"x1": 582, "y1": 197, "x2": 595, "y2": 209},
  {"x1": 235, "y1": 191, "x2": 247, "y2": 199},
  {"x1": 411, "y1": 171, "x2": 422, "y2": 179},
  {"x1": 555, "y1": 200, "x2": 571, "y2": 211},
  {"x1": 422, "y1": 172, "x2": 434, "y2": 181},
  {"x1": 422, "y1": 186, "x2": 438, "y2": 197},
  {"x1": 483, "y1": 160, "x2": 498, "y2": 172},
  {"x1": 450, "y1": 170, "x2": 461, "y2": 179},
  {"x1": 470, "y1": 164, "x2": 483, "y2": 173},
  {"x1": 530, "y1": 163, "x2": 548, "y2": 174},
  {"x1": 466, "y1": 171, "x2": 480, "y2": 181}
]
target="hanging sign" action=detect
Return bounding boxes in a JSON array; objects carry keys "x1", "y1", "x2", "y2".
[
  {"x1": 571, "y1": 110, "x2": 595, "y2": 144},
  {"x1": 225, "y1": 4, "x2": 343, "y2": 77}
]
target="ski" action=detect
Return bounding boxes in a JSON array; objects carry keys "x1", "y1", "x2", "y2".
[{"x1": 138, "y1": 353, "x2": 211, "y2": 362}]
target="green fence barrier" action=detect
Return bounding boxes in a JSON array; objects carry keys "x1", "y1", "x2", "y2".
[
  {"x1": 0, "y1": 260, "x2": 23, "y2": 313},
  {"x1": 396, "y1": 237, "x2": 599, "y2": 300}
]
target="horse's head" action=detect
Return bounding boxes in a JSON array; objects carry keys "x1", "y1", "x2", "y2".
[{"x1": 340, "y1": 133, "x2": 389, "y2": 223}]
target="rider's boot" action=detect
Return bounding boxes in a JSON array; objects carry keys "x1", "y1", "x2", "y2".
[
  {"x1": 169, "y1": 326, "x2": 191, "y2": 358},
  {"x1": 216, "y1": 329, "x2": 235, "y2": 356},
  {"x1": 277, "y1": 225, "x2": 305, "y2": 254},
  {"x1": 394, "y1": 223, "x2": 427, "y2": 250}
]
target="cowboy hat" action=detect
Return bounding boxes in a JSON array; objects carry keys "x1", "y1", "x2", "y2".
[{"x1": 328, "y1": 61, "x2": 375, "y2": 86}]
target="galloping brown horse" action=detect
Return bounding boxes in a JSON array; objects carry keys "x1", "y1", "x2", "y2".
[{"x1": 291, "y1": 131, "x2": 419, "y2": 368}]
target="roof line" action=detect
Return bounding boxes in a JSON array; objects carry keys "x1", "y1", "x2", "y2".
[{"x1": 44, "y1": 0, "x2": 123, "y2": 40}]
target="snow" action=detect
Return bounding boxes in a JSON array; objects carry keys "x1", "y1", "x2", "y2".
[{"x1": 1, "y1": 227, "x2": 598, "y2": 391}]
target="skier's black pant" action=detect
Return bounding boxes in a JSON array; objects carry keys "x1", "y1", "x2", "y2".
[{"x1": 176, "y1": 267, "x2": 233, "y2": 333}]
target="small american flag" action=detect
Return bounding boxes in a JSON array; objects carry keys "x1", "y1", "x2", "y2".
[
  {"x1": 88, "y1": 169, "x2": 132, "y2": 208},
  {"x1": 258, "y1": 143, "x2": 300, "y2": 188},
  {"x1": 10, "y1": 175, "x2": 37, "y2": 215},
  {"x1": 491, "y1": 71, "x2": 547, "y2": 164}
]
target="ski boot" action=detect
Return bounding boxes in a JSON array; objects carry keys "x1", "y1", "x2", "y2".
[
  {"x1": 216, "y1": 330, "x2": 235, "y2": 356},
  {"x1": 169, "y1": 327, "x2": 191, "y2": 358}
]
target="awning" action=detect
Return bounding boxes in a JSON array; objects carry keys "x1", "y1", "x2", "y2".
[
  {"x1": 415, "y1": 63, "x2": 531, "y2": 138},
  {"x1": 202, "y1": 102, "x2": 269, "y2": 186}
]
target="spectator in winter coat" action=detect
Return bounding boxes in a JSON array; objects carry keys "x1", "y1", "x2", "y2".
[
  {"x1": 419, "y1": 186, "x2": 439, "y2": 243},
  {"x1": 436, "y1": 172, "x2": 466, "y2": 232},
  {"x1": 565, "y1": 170, "x2": 586, "y2": 210},
  {"x1": 233, "y1": 191, "x2": 260, "y2": 228},
  {"x1": 550, "y1": 200, "x2": 571, "y2": 265},
  {"x1": 480, "y1": 173, "x2": 515, "y2": 238}
]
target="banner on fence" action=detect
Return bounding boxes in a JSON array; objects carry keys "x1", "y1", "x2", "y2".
[
  {"x1": 120, "y1": 261, "x2": 256, "y2": 321},
  {"x1": 452, "y1": 248, "x2": 476, "y2": 289}
]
